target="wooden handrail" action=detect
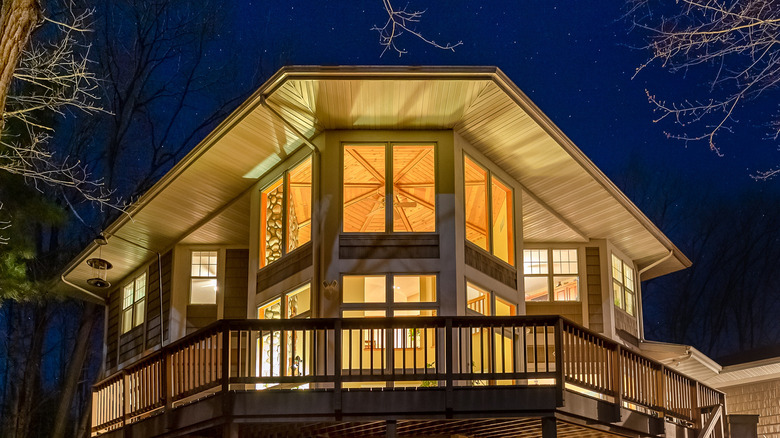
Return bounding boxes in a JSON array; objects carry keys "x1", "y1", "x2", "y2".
[{"x1": 91, "y1": 316, "x2": 725, "y2": 436}]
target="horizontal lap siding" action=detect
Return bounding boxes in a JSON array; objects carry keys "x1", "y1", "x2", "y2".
[
  {"x1": 257, "y1": 243, "x2": 313, "y2": 291},
  {"x1": 464, "y1": 243, "x2": 517, "y2": 288},
  {"x1": 146, "y1": 250, "x2": 172, "y2": 348},
  {"x1": 186, "y1": 304, "x2": 217, "y2": 334},
  {"x1": 118, "y1": 325, "x2": 144, "y2": 364},
  {"x1": 224, "y1": 249, "x2": 249, "y2": 319},
  {"x1": 586, "y1": 247, "x2": 604, "y2": 334},
  {"x1": 525, "y1": 302, "x2": 583, "y2": 325}
]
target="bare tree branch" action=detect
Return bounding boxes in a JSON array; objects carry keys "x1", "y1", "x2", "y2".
[
  {"x1": 630, "y1": 0, "x2": 780, "y2": 174},
  {"x1": 1, "y1": 2, "x2": 123, "y2": 213},
  {"x1": 372, "y1": 0, "x2": 462, "y2": 57}
]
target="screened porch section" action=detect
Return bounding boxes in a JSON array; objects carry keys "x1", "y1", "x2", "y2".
[{"x1": 91, "y1": 316, "x2": 725, "y2": 437}]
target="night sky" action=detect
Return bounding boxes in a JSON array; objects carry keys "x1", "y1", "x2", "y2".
[{"x1": 223, "y1": 0, "x2": 779, "y2": 194}]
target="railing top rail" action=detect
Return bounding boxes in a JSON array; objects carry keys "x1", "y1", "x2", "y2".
[{"x1": 95, "y1": 315, "x2": 725, "y2": 398}]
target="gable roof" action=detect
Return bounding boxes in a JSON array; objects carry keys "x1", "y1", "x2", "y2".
[{"x1": 61, "y1": 66, "x2": 690, "y2": 302}]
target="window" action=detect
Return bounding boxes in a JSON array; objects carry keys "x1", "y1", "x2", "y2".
[
  {"x1": 190, "y1": 251, "x2": 217, "y2": 304},
  {"x1": 523, "y1": 249, "x2": 579, "y2": 301},
  {"x1": 258, "y1": 283, "x2": 311, "y2": 320},
  {"x1": 260, "y1": 156, "x2": 312, "y2": 268},
  {"x1": 466, "y1": 282, "x2": 517, "y2": 316},
  {"x1": 122, "y1": 273, "x2": 146, "y2": 334},
  {"x1": 343, "y1": 144, "x2": 435, "y2": 233},
  {"x1": 464, "y1": 156, "x2": 514, "y2": 265},
  {"x1": 342, "y1": 275, "x2": 437, "y2": 349},
  {"x1": 612, "y1": 254, "x2": 636, "y2": 316},
  {"x1": 257, "y1": 284, "x2": 312, "y2": 381}
]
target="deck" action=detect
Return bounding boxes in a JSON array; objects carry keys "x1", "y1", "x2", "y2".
[{"x1": 92, "y1": 316, "x2": 726, "y2": 437}]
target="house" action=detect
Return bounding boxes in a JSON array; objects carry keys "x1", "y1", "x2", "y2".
[{"x1": 61, "y1": 66, "x2": 731, "y2": 437}]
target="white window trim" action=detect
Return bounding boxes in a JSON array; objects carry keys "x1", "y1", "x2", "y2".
[{"x1": 121, "y1": 272, "x2": 147, "y2": 335}]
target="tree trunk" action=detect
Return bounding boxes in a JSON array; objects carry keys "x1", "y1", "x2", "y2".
[
  {"x1": 50, "y1": 302, "x2": 99, "y2": 438},
  {"x1": 0, "y1": 0, "x2": 41, "y2": 131},
  {"x1": 4, "y1": 304, "x2": 46, "y2": 438}
]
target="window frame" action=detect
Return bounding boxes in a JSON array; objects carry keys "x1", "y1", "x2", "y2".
[
  {"x1": 341, "y1": 273, "x2": 438, "y2": 351},
  {"x1": 462, "y1": 153, "x2": 516, "y2": 266},
  {"x1": 522, "y1": 248, "x2": 581, "y2": 302},
  {"x1": 465, "y1": 280, "x2": 517, "y2": 316},
  {"x1": 259, "y1": 155, "x2": 313, "y2": 269},
  {"x1": 121, "y1": 272, "x2": 147, "y2": 334},
  {"x1": 611, "y1": 253, "x2": 637, "y2": 316},
  {"x1": 341, "y1": 142, "x2": 438, "y2": 234},
  {"x1": 190, "y1": 250, "x2": 219, "y2": 305},
  {"x1": 258, "y1": 282, "x2": 312, "y2": 320}
]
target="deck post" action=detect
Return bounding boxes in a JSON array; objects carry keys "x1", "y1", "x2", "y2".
[
  {"x1": 221, "y1": 322, "x2": 230, "y2": 393},
  {"x1": 445, "y1": 317, "x2": 454, "y2": 418},
  {"x1": 386, "y1": 419, "x2": 398, "y2": 438},
  {"x1": 554, "y1": 318, "x2": 565, "y2": 407},
  {"x1": 612, "y1": 345, "x2": 623, "y2": 422},
  {"x1": 333, "y1": 319, "x2": 343, "y2": 420},
  {"x1": 541, "y1": 416, "x2": 557, "y2": 438},
  {"x1": 121, "y1": 370, "x2": 129, "y2": 428},
  {"x1": 657, "y1": 364, "x2": 666, "y2": 418},
  {"x1": 163, "y1": 352, "x2": 172, "y2": 411}
]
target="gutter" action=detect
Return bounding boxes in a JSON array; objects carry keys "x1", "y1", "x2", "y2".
[
  {"x1": 638, "y1": 249, "x2": 675, "y2": 279},
  {"x1": 60, "y1": 274, "x2": 106, "y2": 304}
]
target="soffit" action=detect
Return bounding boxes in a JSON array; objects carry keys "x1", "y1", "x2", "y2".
[
  {"x1": 60, "y1": 86, "x2": 301, "y2": 301},
  {"x1": 266, "y1": 68, "x2": 689, "y2": 278},
  {"x1": 61, "y1": 66, "x2": 689, "y2": 302}
]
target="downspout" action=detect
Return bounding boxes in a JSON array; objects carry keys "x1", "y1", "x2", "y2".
[
  {"x1": 637, "y1": 249, "x2": 675, "y2": 341},
  {"x1": 108, "y1": 234, "x2": 166, "y2": 348}
]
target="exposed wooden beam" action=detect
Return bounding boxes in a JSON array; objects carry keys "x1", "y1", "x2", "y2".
[
  {"x1": 345, "y1": 188, "x2": 382, "y2": 208},
  {"x1": 393, "y1": 196, "x2": 412, "y2": 231},
  {"x1": 345, "y1": 147, "x2": 385, "y2": 183},
  {"x1": 395, "y1": 188, "x2": 434, "y2": 211},
  {"x1": 393, "y1": 149, "x2": 430, "y2": 182}
]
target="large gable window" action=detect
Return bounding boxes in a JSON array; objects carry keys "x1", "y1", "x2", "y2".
[
  {"x1": 260, "y1": 156, "x2": 312, "y2": 268},
  {"x1": 612, "y1": 254, "x2": 636, "y2": 316},
  {"x1": 523, "y1": 249, "x2": 579, "y2": 302},
  {"x1": 122, "y1": 273, "x2": 146, "y2": 334},
  {"x1": 343, "y1": 144, "x2": 435, "y2": 233},
  {"x1": 464, "y1": 156, "x2": 514, "y2": 265}
]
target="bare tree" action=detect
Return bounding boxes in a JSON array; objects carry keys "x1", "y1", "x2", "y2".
[
  {"x1": 1, "y1": 1, "x2": 119, "y2": 221},
  {"x1": 630, "y1": 0, "x2": 780, "y2": 177},
  {"x1": 373, "y1": 0, "x2": 462, "y2": 57}
]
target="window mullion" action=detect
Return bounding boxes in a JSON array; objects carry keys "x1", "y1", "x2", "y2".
[
  {"x1": 282, "y1": 171, "x2": 288, "y2": 256},
  {"x1": 487, "y1": 172, "x2": 494, "y2": 255},
  {"x1": 385, "y1": 143, "x2": 392, "y2": 233}
]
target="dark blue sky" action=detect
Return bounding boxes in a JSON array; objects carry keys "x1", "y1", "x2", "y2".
[{"x1": 226, "y1": 0, "x2": 778, "y2": 196}]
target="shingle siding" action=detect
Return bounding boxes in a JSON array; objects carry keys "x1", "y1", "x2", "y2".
[{"x1": 723, "y1": 378, "x2": 780, "y2": 436}]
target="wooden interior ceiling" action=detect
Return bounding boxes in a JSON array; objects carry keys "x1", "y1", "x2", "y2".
[{"x1": 343, "y1": 145, "x2": 435, "y2": 233}]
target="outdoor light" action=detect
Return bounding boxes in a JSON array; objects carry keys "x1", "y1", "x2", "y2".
[{"x1": 86, "y1": 234, "x2": 112, "y2": 288}]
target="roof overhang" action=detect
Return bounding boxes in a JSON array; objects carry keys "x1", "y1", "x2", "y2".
[{"x1": 60, "y1": 66, "x2": 690, "y2": 302}]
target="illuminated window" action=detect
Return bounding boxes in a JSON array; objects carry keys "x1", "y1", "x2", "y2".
[
  {"x1": 464, "y1": 156, "x2": 515, "y2": 265},
  {"x1": 523, "y1": 249, "x2": 579, "y2": 301},
  {"x1": 122, "y1": 273, "x2": 147, "y2": 333},
  {"x1": 466, "y1": 282, "x2": 517, "y2": 316},
  {"x1": 190, "y1": 251, "x2": 217, "y2": 304},
  {"x1": 257, "y1": 284, "x2": 312, "y2": 381},
  {"x1": 342, "y1": 275, "x2": 437, "y2": 350},
  {"x1": 612, "y1": 254, "x2": 636, "y2": 316},
  {"x1": 260, "y1": 157, "x2": 312, "y2": 268},
  {"x1": 343, "y1": 144, "x2": 435, "y2": 233}
]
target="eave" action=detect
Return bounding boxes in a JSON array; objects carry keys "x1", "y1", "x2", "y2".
[{"x1": 60, "y1": 65, "x2": 690, "y2": 302}]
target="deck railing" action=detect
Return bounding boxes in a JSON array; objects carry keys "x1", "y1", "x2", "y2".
[{"x1": 92, "y1": 316, "x2": 725, "y2": 435}]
